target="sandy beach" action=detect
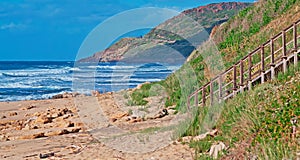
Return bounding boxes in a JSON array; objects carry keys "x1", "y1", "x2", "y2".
[{"x1": 0, "y1": 92, "x2": 194, "y2": 160}]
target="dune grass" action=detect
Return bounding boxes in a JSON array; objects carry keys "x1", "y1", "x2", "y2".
[{"x1": 185, "y1": 64, "x2": 300, "y2": 159}]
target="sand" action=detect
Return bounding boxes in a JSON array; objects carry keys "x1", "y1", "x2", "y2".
[{"x1": 0, "y1": 92, "x2": 195, "y2": 160}]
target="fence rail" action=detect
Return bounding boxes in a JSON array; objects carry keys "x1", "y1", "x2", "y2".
[{"x1": 187, "y1": 19, "x2": 300, "y2": 109}]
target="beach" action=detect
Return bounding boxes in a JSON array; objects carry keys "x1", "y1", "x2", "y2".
[{"x1": 0, "y1": 91, "x2": 194, "y2": 159}]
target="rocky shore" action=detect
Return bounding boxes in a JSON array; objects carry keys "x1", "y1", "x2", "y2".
[{"x1": 0, "y1": 91, "x2": 194, "y2": 159}]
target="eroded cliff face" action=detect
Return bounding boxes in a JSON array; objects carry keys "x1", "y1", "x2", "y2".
[{"x1": 79, "y1": 2, "x2": 252, "y2": 63}]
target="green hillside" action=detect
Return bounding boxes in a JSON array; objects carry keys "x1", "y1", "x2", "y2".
[
  {"x1": 129, "y1": 0, "x2": 300, "y2": 158},
  {"x1": 187, "y1": 64, "x2": 300, "y2": 159}
]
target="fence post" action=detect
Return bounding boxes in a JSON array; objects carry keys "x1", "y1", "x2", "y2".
[
  {"x1": 202, "y1": 87, "x2": 206, "y2": 107},
  {"x1": 240, "y1": 60, "x2": 244, "y2": 92},
  {"x1": 210, "y1": 82, "x2": 213, "y2": 106},
  {"x1": 187, "y1": 95, "x2": 190, "y2": 110},
  {"x1": 261, "y1": 45, "x2": 265, "y2": 83},
  {"x1": 282, "y1": 31, "x2": 287, "y2": 73},
  {"x1": 294, "y1": 23, "x2": 298, "y2": 67},
  {"x1": 194, "y1": 91, "x2": 198, "y2": 107},
  {"x1": 233, "y1": 65, "x2": 237, "y2": 95},
  {"x1": 218, "y1": 75, "x2": 222, "y2": 103},
  {"x1": 248, "y1": 55, "x2": 252, "y2": 90},
  {"x1": 270, "y1": 39, "x2": 276, "y2": 79}
]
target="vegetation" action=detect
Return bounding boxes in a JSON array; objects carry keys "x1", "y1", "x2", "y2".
[
  {"x1": 126, "y1": 0, "x2": 300, "y2": 159},
  {"x1": 186, "y1": 64, "x2": 300, "y2": 159}
]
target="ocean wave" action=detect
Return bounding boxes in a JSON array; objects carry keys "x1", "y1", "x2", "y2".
[
  {"x1": 1, "y1": 69, "x2": 71, "y2": 77},
  {"x1": 0, "y1": 82, "x2": 69, "y2": 90}
]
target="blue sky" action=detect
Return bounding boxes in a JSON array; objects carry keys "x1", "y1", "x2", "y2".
[{"x1": 0, "y1": 0, "x2": 254, "y2": 61}]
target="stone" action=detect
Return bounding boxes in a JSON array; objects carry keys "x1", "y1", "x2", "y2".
[
  {"x1": 51, "y1": 113, "x2": 59, "y2": 119},
  {"x1": 111, "y1": 112, "x2": 129, "y2": 121},
  {"x1": 154, "y1": 109, "x2": 169, "y2": 119},
  {"x1": 52, "y1": 94, "x2": 63, "y2": 99},
  {"x1": 129, "y1": 118, "x2": 142, "y2": 123},
  {"x1": 35, "y1": 115, "x2": 52, "y2": 124},
  {"x1": 167, "y1": 108, "x2": 176, "y2": 115},
  {"x1": 20, "y1": 105, "x2": 36, "y2": 110},
  {"x1": 19, "y1": 132, "x2": 46, "y2": 140},
  {"x1": 45, "y1": 129, "x2": 69, "y2": 136},
  {"x1": 0, "y1": 135, "x2": 8, "y2": 141},
  {"x1": 91, "y1": 90, "x2": 100, "y2": 97},
  {"x1": 67, "y1": 127, "x2": 81, "y2": 133},
  {"x1": 181, "y1": 130, "x2": 218, "y2": 143},
  {"x1": 39, "y1": 152, "x2": 54, "y2": 159},
  {"x1": 209, "y1": 142, "x2": 226, "y2": 159},
  {"x1": 9, "y1": 112, "x2": 17, "y2": 116}
]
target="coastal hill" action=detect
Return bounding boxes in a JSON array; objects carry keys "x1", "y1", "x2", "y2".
[
  {"x1": 79, "y1": 2, "x2": 251, "y2": 63},
  {"x1": 129, "y1": 0, "x2": 300, "y2": 159}
]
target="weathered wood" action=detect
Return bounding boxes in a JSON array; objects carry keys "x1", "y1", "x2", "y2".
[
  {"x1": 210, "y1": 82, "x2": 213, "y2": 106},
  {"x1": 218, "y1": 75, "x2": 222, "y2": 103},
  {"x1": 261, "y1": 46, "x2": 265, "y2": 72},
  {"x1": 294, "y1": 23, "x2": 298, "y2": 51},
  {"x1": 282, "y1": 31, "x2": 287, "y2": 57},
  {"x1": 233, "y1": 65, "x2": 237, "y2": 95},
  {"x1": 271, "y1": 39, "x2": 275, "y2": 64},
  {"x1": 187, "y1": 19, "x2": 300, "y2": 109},
  {"x1": 202, "y1": 87, "x2": 206, "y2": 107},
  {"x1": 294, "y1": 23, "x2": 298, "y2": 67},
  {"x1": 261, "y1": 46, "x2": 265, "y2": 83},
  {"x1": 187, "y1": 95, "x2": 190, "y2": 109},
  {"x1": 248, "y1": 55, "x2": 252, "y2": 80},
  {"x1": 194, "y1": 91, "x2": 198, "y2": 107},
  {"x1": 248, "y1": 55, "x2": 252, "y2": 90},
  {"x1": 240, "y1": 60, "x2": 244, "y2": 86},
  {"x1": 270, "y1": 39, "x2": 276, "y2": 79}
]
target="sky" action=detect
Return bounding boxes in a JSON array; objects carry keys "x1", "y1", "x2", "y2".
[{"x1": 0, "y1": 0, "x2": 255, "y2": 61}]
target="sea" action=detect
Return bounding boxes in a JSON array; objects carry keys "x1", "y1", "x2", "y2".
[{"x1": 0, "y1": 61, "x2": 180, "y2": 102}]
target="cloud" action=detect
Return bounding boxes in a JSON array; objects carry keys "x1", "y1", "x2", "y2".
[{"x1": 0, "y1": 22, "x2": 25, "y2": 30}]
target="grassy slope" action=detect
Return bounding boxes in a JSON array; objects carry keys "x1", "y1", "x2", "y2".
[
  {"x1": 128, "y1": 0, "x2": 300, "y2": 159},
  {"x1": 181, "y1": 0, "x2": 300, "y2": 158},
  {"x1": 188, "y1": 64, "x2": 300, "y2": 159},
  {"x1": 130, "y1": 0, "x2": 300, "y2": 110}
]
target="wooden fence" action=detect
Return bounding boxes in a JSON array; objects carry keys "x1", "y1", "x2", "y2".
[{"x1": 187, "y1": 19, "x2": 300, "y2": 109}]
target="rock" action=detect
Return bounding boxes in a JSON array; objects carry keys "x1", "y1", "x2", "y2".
[
  {"x1": 167, "y1": 108, "x2": 176, "y2": 115},
  {"x1": 52, "y1": 94, "x2": 63, "y2": 99},
  {"x1": 111, "y1": 112, "x2": 129, "y2": 122},
  {"x1": 20, "y1": 105, "x2": 36, "y2": 110},
  {"x1": 91, "y1": 90, "x2": 100, "y2": 97},
  {"x1": 129, "y1": 118, "x2": 142, "y2": 123},
  {"x1": 39, "y1": 152, "x2": 54, "y2": 159},
  {"x1": 19, "y1": 132, "x2": 46, "y2": 140},
  {"x1": 0, "y1": 135, "x2": 8, "y2": 141},
  {"x1": 61, "y1": 114, "x2": 72, "y2": 119},
  {"x1": 9, "y1": 112, "x2": 17, "y2": 116},
  {"x1": 154, "y1": 109, "x2": 169, "y2": 119},
  {"x1": 209, "y1": 142, "x2": 226, "y2": 159},
  {"x1": 181, "y1": 129, "x2": 218, "y2": 143},
  {"x1": 57, "y1": 120, "x2": 74, "y2": 128},
  {"x1": 110, "y1": 118, "x2": 117, "y2": 122},
  {"x1": 35, "y1": 115, "x2": 52, "y2": 124},
  {"x1": 46, "y1": 129, "x2": 69, "y2": 136},
  {"x1": 67, "y1": 127, "x2": 81, "y2": 133},
  {"x1": 51, "y1": 113, "x2": 59, "y2": 119},
  {"x1": 33, "y1": 112, "x2": 41, "y2": 117},
  {"x1": 1, "y1": 115, "x2": 6, "y2": 119}
]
